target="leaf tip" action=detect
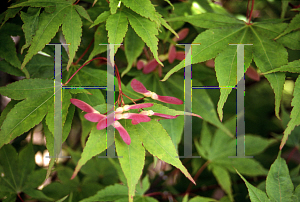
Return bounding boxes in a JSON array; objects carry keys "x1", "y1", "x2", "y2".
[{"x1": 70, "y1": 170, "x2": 78, "y2": 180}]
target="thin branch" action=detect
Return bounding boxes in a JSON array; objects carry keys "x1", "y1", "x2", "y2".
[
  {"x1": 185, "y1": 160, "x2": 210, "y2": 194},
  {"x1": 73, "y1": 38, "x2": 95, "y2": 66}
]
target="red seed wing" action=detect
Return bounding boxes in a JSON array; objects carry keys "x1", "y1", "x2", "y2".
[{"x1": 131, "y1": 79, "x2": 149, "y2": 94}]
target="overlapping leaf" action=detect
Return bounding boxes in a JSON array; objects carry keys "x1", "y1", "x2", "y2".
[
  {"x1": 11, "y1": 1, "x2": 92, "y2": 70},
  {"x1": 121, "y1": 0, "x2": 160, "y2": 24},
  {"x1": 122, "y1": 25, "x2": 145, "y2": 77},
  {"x1": 71, "y1": 126, "x2": 107, "y2": 179},
  {"x1": 0, "y1": 79, "x2": 53, "y2": 148},
  {"x1": 20, "y1": 7, "x2": 41, "y2": 53},
  {"x1": 62, "y1": 5, "x2": 82, "y2": 70},
  {"x1": 123, "y1": 8, "x2": 162, "y2": 66},
  {"x1": 280, "y1": 75, "x2": 300, "y2": 149},
  {"x1": 263, "y1": 59, "x2": 300, "y2": 74},
  {"x1": 195, "y1": 116, "x2": 272, "y2": 200},
  {"x1": 0, "y1": 144, "x2": 53, "y2": 201},
  {"x1": 162, "y1": 13, "x2": 289, "y2": 121},
  {"x1": 137, "y1": 120, "x2": 195, "y2": 185},
  {"x1": 106, "y1": 10, "x2": 128, "y2": 54},
  {"x1": 0, "y1": 23, "x2": 29, "y2": 78},
  {"x1": 237, "y1": 152, "x2": 299, "y2": 202},
  {"x1": 115, "y1": 119, "x2": 145, "y2": 202}
]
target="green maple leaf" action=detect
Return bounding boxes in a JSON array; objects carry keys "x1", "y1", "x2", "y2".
[
  {"x1": 0, "y1": 23, "x2": 30, "y2": 78},
  {"x1": 195, "y1": 117, "x2": 275, "y2": 200},
  {"x1": 120, "y1": 0, "x2": 160, "y2": 24},
  {"x1": 280, "y1": 75, "x2": 300, "y2": 150},
  {"x1": 237, "y1": 152, "x2": 300, "y2": 202},
  {"x1": 162, "y1": 13, "x2": 289, "y2": 121},
  {"x1": 106, "y1": 9, "x2": 128, "y2": 54},
  {"x1": 123, "y1": 8, "x2": 162, "y2": 66},
  {"x1": 122, "y1": 25, "x2": 145, "y2": 77},
  {"x1": 0, "y1": 79, "x2": 74, "y2": 151},
  {"x1": 20, "y1": 7, "x2": 41, "y2": 54},
  {"x1": 0, "y1": 144, "x2": 53, "y2": 201},
  {"x1": 11, "y1": 0, "x2": 92, "y2": 71},
  {"x1": 263, "y1": 59, "x2": 300, "y2": 74}
]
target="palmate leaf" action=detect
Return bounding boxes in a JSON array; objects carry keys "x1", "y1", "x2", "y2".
[
  {"x1": 280, "y1": 75, "x2": 300, "y2": 149},
  {"x1": 236, "y1": 169, "x2": 269, "y2": 202},
  {"x1": 122, "y1": 25, "x2": 145, "y2": 77},
  {"x1": 276, "y1": 30, "x2": 300, "y2": 50},
  {"x1": 215, "y1": 35, "x2": 252, "y2": 121},
  {"x1": 62, "y1": 6, "x2": 82, "y2": 70},
  {"x1": 74, "y1": 5, "x2": 93, "y2": 23},
  {"x1": 71, "y1": 127, "x2": 107, "y2": 179},
  {"x1": 237, "y1": 152, "x2": 299, "y2": 202},
  {"x1": 250, "y1": 25, "x2": 288, "y2": 119},
  {"x1": 87, "y1": 24, "x2": 108, "y2": 61},
  {"x1": 109, "y1": 0, "x2": 119, "y2": 14},
  {"x1": 22, "y1": 6, "x2": 66, "y2": 69},
  {"x1": 130, "y1": 74, "x2": 185, "y2": 150},
  {"x1": 120, "y1": 0, "x2": 160, "y2": 24},
  {"x1": 137, "y1": 120, "x2": 195, "y2": 185},
  {"x1": 20, "y1": 7, "x2": 41, "y2": 53},
  {"x1": 166, "y1": 13, "x2": 244, "y2": 29},
  {"x1": 212, "y1": 165, "x2": 233, "y2": 201},
  {"x1": 11, "y1": 1, "x2": 91, "y2": 70},
  {"x1": 275, "y1": 13, "x2": 300, "y2": 39},
  {"x1": 266, "y1": 152, "x2": 294, "y2": 202},
  {"x1": 9, "y1": 0, "x2": 66, "y2": 8},
  {"x1": 162, "y1": 15, "x2": 289, "y2": 121},
  {"x1": 106, "y1": 10, "x2": 128, "y2": 54},
  {"x1": 0, "y1": 79, "x2": 53, "y2": 148},
  {"x1": 0, "y1": 7, "x2": 22, "y2": 27},
  {"x1": 0, "y1": 23, "x2": 29, "y2": 78},
  {"x1": 0, "y1": 144, "x2": 53, "y2": 201},
  {"x1": 263, "y1": 59, "x2": 300, "y2": 74},
  {"x1": 116, "y1": 119, "x2": 145, "y2": 202},
  {"x1": 195, "y1": 116, "x2": 270, "y2": 198},
  {"x1": 123, "y1": 8, "x2": 163, "y2": 66},
  {"x1": 80, "y1": 184, "x2": 128, "y2": 202},
  {"x1": 89, "y1": 11, "x2": 110, "y2": 28}
]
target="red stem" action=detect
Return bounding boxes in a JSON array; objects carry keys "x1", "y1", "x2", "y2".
[
  {"x1": 64, "y1": 56, "x2": 131, "y2": 107},
  {"x1": 286, "y1": 146, "x2": 299, "y2": 163},
  {"x1": 248, "y1": 0, "x2": 255, "y2": 24},
  {"x1": 246, "y1": 0, "x2": 250, "y2": 19},
  {"x1": 64, "y1": 57, "x2": 104, "y2": 85},
  {"x1": 73, "y1": 38, "x2": 94, "y2": 66},
  {"x1": 73, "y1": 0, "x2": 80, "y2": 5},
  {"x1": 144, "y1": 192, "x2": 164, "y2": 197},
  {"x1": 17, "y1": 194, "x2": 24, "y2": 202},
  {"x1": 185, "y1": 160, "x2": 210, "y2": 194}
]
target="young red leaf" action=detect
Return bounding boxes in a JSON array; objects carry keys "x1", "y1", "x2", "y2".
[
  {"x1": 168, "y1": 44, "x2": 176, "y2": 64},
  {"x1": 70, "y1": 98, "x2": 96, "y2": 113},
  {"x1": 143, "y1": 59, "x2": 158, "y2": 74}
]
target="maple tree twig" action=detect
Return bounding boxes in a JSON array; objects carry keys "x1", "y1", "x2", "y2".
[
  {"x1": 185, "y1": 160, "x2": 210, "y2": 194},
  {"x1": 73, "y1": 38, "x2": 94, "y2": 66},
  {"x1": 248, "y1": 0, "x2": 255, "y2": 24}
]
